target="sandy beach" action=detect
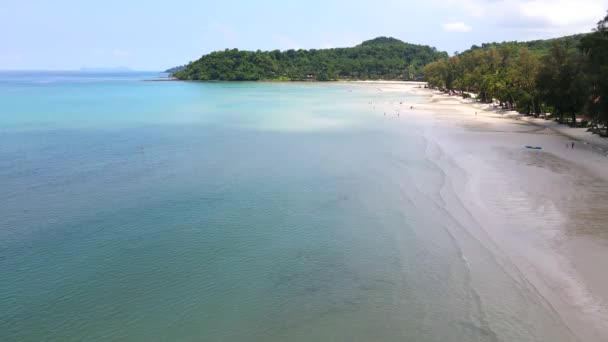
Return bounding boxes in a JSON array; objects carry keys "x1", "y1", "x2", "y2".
[{"x1": 388, "y1": 83, "x2": 608, "y2": 341}]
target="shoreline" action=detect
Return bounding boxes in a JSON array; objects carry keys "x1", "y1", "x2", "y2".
[
  {"x1": 163, "y1": 78, "x2": 425, "y2": 85},
  {"x1": 405, "y1": 86, "x2": 608, "y2": 340},
  {"x1": 423, "y1": 90, "x2": 608, "y2": 155}
]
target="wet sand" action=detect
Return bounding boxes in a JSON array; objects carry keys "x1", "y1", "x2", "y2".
[{"x1": 408, "y1": 87, "x2": 608, "y2": 341}]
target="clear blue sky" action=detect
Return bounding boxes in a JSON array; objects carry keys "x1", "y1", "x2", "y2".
[{"x1": 1, "y1": 0, "x2": 606, "y2": 70}]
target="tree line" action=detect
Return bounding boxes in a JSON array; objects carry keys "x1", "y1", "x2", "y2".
[
  {"x1": 423, "y1": 14, "x2": 608, "y2": 135},
  {"x1": 173, "y1": 37, "x2": 447, "y2": 82}
]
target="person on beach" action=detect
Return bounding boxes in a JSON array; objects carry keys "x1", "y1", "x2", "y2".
[{"x1": 572, "y1": 142, "x2": 575, "y2": 149}]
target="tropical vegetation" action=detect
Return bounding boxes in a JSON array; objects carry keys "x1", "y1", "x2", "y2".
[
  {"x1": 173, "y1": 37, "x2": 447, "y2": 81},
  {"x1": 423, "y1": 14, "x2": 608, "y2": 135}
]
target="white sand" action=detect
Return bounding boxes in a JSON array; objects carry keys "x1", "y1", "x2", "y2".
[{"x1": 381, "y1": 84, "x2": 608, "y2": 341}]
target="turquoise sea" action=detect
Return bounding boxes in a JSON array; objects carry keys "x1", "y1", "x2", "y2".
[{"x1": 0, "y1": 72, "x2": 571, "y2": 341}]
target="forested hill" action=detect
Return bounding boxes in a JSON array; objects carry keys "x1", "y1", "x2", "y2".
[
  {"x1": 464, "y1": 34, "x2": 588, "y2": 55},
  {"x1": 172, "y1": 37, "x2": 447, "y2": 81}
]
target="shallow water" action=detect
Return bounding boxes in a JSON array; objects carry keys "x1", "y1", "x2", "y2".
[{"x1": 0, "y1": 73, "x2": 573, "y2": 341}]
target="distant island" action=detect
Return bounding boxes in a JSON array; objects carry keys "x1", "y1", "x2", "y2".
[
  {"x1": 170, "y1": 37, "x2": 447, "y2": 81},
  {"x1": 79, "y1": 66, "x2": 134, "y2": 72}
]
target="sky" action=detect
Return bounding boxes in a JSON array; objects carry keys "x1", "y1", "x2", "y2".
[{"x1": 1, "y1": 0, "x2": 607, "y2": 70}]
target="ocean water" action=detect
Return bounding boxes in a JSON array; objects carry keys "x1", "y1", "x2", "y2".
[{"x1": 0, "y1": 72, "x2": 572, "y2": 341}]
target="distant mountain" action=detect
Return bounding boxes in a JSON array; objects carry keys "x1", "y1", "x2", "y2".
[{"x1": 171, "y1": 37, "x2": 447, "y2": 81}]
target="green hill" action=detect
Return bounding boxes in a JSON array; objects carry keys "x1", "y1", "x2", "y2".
[
  {"x1": 172, "y1": 37, "x2": 447, "y2": 81},
  {"x1": 464, "y1": 33, "x2": 589, "y2": 55}
]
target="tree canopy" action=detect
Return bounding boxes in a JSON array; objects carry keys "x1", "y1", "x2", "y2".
[
  {"x1": 465, "y1": 34, "x2": 588, "y2": 56},
  {"x1": 580, "y1": 13, "x2": 608, "y2": 133},
  {"x1": 422, "y1": 22, "x2": 608, "y2": 133},
  {"x1": 172, "y1": 37, "x2": 447, "y2": 81}
]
